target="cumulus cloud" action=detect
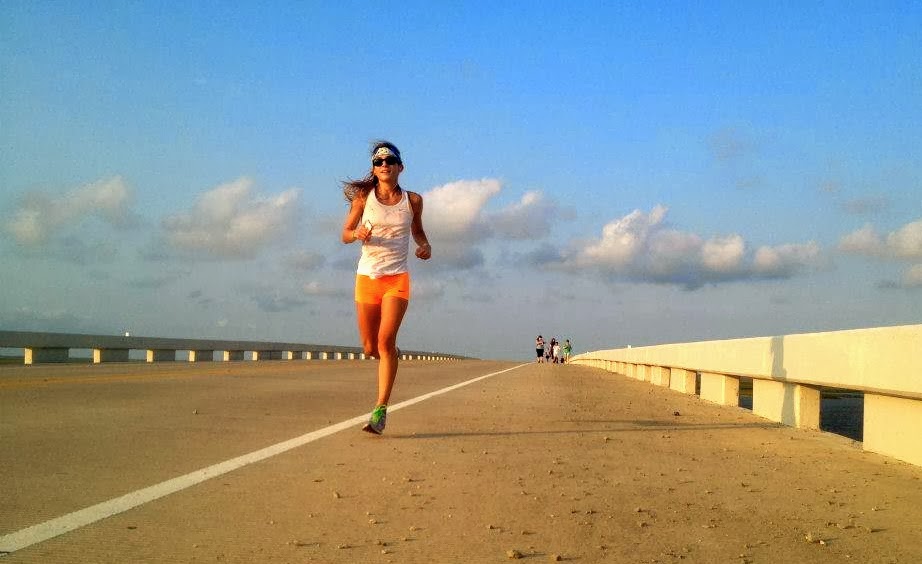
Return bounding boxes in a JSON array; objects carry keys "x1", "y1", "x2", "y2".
[
  {"x1": 162, "y1": 177, "x2": 299, "y2": 259},
  {"x1": 888, "y1": 220, "x2": 922, "y2": 260},
  {"x1": 422, "y1": 179, "x2": 526, "y2": 270},
  {"x1": 701, "y1": 235, "x2": 746, "y2": 273},
  {"x1": 4, "y1": 176, "x2": 134, "y2": 246},
  {"x1": 570, "y1": 206, "x2": 668, "y2": 270},
  {"x1": 838, "y1": 224, "x2": 882, "y2": 256},
  {"x1": 424, "y1": 178, "x2": 500, "y2": 243},
  {"x1": 839, "y1": 220, "x2": 922, "y2": 260},
  {"x1": 405, "y1": 178, "x2": 571, "y2": 270},
  {"x1": 537, "y1": 206, "x2": 821, "y2": 289},
  {"x1": 489, "y1": 191, "x2": 560, "y2": 240},
  {"x1": 752, "y1": 242, "x2": 822, "y2": 278},
  {"x1": 839, "y1": 219, "x2": 922, "y2": 289}
]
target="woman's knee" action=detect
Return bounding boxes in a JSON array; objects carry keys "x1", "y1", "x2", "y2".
[
  {"x1": 361, "y1": 335, "x2": 379, "y2": 358},
  {"x1": 376, "y1": 337, "x2": 397, "y2": 356}
]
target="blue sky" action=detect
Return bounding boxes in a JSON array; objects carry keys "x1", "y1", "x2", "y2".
[{"x1": 2, "y1": 2, "x2": 920, "y2": 359}]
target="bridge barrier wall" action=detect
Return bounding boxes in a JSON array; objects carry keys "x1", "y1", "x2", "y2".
[
  {"x1": 0, "y1": 331, "x2": 469, "y2": 366},
  {"x1": 570, "y1": 324, "x2": 922, "y2": 468}
]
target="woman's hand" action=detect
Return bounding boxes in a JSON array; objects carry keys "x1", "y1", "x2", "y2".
[
  {"x1": 415, "y1": 242, "x2": 431, "y2": 260},
  {"x1": 353, "y1": 220, "x2": 372, "y2": 242}
]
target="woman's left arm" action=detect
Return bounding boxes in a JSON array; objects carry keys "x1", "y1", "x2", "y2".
[{"x1": 408, "y1": 191, "x2": 431, "y2": 260}]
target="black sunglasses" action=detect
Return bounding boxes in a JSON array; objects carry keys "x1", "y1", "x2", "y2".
[{"x1": 372, "y1": 156, "x2": 400, "y2": 167}]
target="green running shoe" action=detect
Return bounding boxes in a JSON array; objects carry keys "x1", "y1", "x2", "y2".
[{"x1": 362, "y1": 404, "x2": 387, "y2": 435}]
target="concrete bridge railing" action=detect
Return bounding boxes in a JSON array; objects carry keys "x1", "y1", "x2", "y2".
[
  {"x1": 0, "y1": 331, "x2": 468, "y2": 365},
  {"x1": 570, "y1": 324, "x2": 922, "y2": 468}
]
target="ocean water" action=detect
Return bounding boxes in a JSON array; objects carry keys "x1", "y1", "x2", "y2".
[{"x1": 737, "y1": 380, "x2": 863, "y2": 442}]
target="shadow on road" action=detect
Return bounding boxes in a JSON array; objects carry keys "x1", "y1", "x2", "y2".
[{"x1": 391, "y1": 420, "x2": 781, "y2": 440}]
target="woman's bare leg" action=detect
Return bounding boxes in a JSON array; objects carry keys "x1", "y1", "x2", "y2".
[
  {"x1": 356, "y1": 301, "x2": 382, "y2": 359},
  {"x1": 375, "y1": 296, "x2": 409, "y2": 406},
  {"x1": 356, "y1": 297, "x2": 409, "y2": 406}
]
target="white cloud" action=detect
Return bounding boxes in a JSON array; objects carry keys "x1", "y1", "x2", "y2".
[
  {"x1": 420, "y1": 178, "x2": 501, "y2": 270},
  {"x1": 645, "y1": 229, "x2": 703, "y2": 278},
  {"x1": 489, "y1": 191, "x2": 557, "y2": 240},
  {"x1": 839, "y1": 219, "x2": 922, "y2": 261},
  {"x1": 4, "y1": 176, "x2": 134, "y2": 246},
  {"x1": 701, "y1": 235, "x2": 746, "y2": 273},
  {"x1": 886, "y1": 220, "x2": 922, "y2": 260},
  {"x1": 545, "y1": 206, "x2": 821, "y2": 289},
  {"x1": 838, "y1": 224, "x2": 883, "y2": 256},
  {"x1": 576, "y1": 206, "x2": 668, "y2": 269},
  {"x1": 752, "y1": 242, "x2": 822, "y2": 278},
  {"x1": 402, "y1": 179, "x2": 570, "y2": 271},
  {"x1": 839, "y1": 220, "x2": 922, "y2": 290},
  {"x1": 424, "y1": 178, "x2": 500, "y2": 242},
  {"x1": 162, "y1": 177, "x2": 299, "y2": 259}
]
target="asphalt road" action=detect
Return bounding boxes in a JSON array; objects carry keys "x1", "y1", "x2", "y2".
[{"x1": 2, "y1": 359, "x2": 921, "y2": 563}]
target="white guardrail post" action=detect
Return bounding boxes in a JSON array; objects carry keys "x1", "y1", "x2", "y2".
[{"x1": 570, "y1": 325, "x2": 922, "y2": 468}]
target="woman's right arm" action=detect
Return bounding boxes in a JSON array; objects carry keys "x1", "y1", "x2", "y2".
[{"x1": 341, "y1": 197, "x2": 370, "y2": 243}]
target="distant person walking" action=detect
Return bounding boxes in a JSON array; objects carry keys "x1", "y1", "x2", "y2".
[
  {"x1": 536, "y1": 335, "x2": 545, "y2": 363},
  {"x1": 341, "y1": 141, "x2": 432, "y2": 434},
  {"x1": 563, "y1": 339, "x2": 572, "y2": 363},
  {"x1": 552, "y1": 339, "x2": 561, "y2": 364}
]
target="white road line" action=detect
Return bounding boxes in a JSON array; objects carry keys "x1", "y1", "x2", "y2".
[{"x1": 0, "y1": 363, "x2": 529, "y2": 555}]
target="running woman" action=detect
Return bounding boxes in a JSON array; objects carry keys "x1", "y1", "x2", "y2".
[{"x1": 341, "y1": 141, "x2": 432, "y2": 434}]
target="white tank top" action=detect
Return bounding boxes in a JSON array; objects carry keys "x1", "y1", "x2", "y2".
[{"x1": 357, "y1": 189, "x2": 412, "y2": 278}]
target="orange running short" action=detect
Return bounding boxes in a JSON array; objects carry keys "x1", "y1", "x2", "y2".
[{"x1": 354, "y1": 272, "x2": 411, "y2": 304}]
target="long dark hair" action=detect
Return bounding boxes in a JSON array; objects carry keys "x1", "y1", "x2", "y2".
[{"x1": 342, "y1": 140, "x2": 402, "y2": 202}]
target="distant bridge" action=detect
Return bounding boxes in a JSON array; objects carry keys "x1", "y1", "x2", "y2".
[{"x1": 0, "y1": 330, "x2": 470, "y2": 364}]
